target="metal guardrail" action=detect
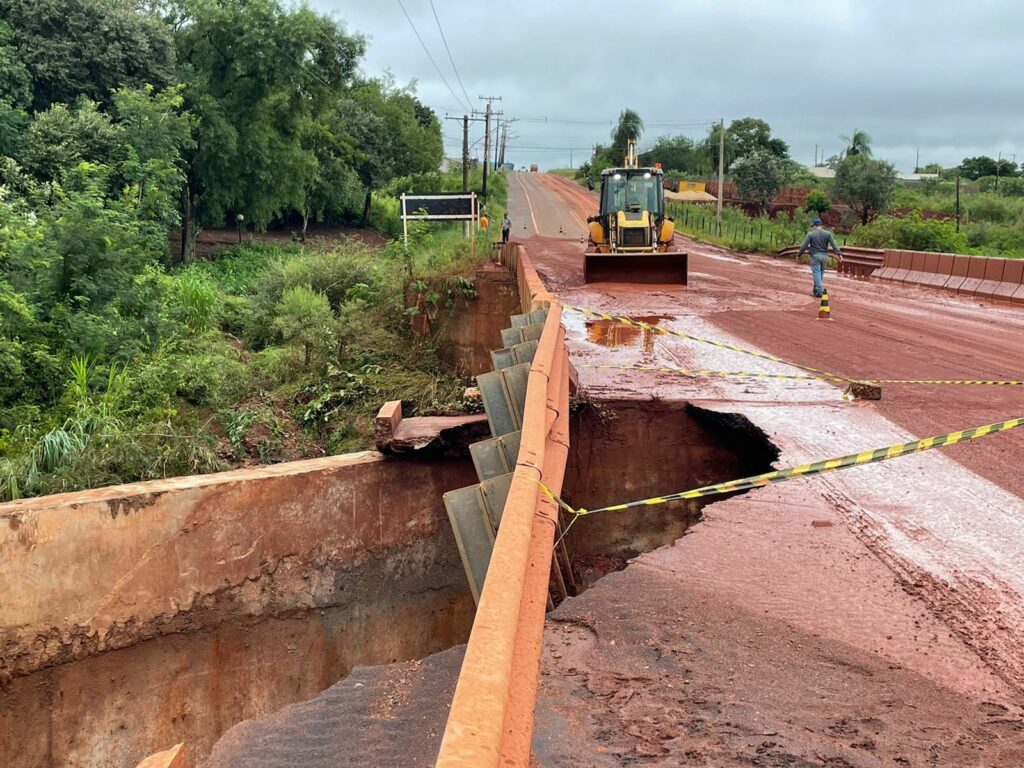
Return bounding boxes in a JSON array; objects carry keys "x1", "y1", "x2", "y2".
[
  {"x1": 777, "y1": 245, "x2": 884, "y2": 279},
  {"x1": 436, "y1": 244, "x2": 570, "y2": 768}
]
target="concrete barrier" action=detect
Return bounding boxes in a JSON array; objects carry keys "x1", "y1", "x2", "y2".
[
  {"x1": 1, "y1": 453, "x2": 479, "y2": 767},
  {"x1": 994, "y1": 259, "x2": 1024, "y2": 300},
  {"x1": 943, "y1": 255, "x2": 973, "y2": 292},
  {"x1": 892, "y1": 251, "x2": 914, "y2": 283},
  {"x1": 435, "y1": 245, "x2": 570, "y2": 768},
  {"x1": 958, "y1": 256, "x2": 989, "y2": 295},
  {"x1": 869, "y1": 249, "x2": 1024, "y2": 304},
  {"x1": 975, "y1": 257, "x2": 1007, "y2": 298},
  {"x1": 923, "y1": 253, "x2": 955, "y2": 288}
]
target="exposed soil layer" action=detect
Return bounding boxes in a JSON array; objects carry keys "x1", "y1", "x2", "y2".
[{"x1": 563, "y1": 400, "x2": 776, "y2": 561}]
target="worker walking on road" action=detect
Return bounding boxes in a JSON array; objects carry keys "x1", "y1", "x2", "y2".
[
  {"x1": 797, "y1": 218, "x2": 842, "y2": 298},
  {"x1": 501, "y1": 213, "x2": 511, "y2": 243}
]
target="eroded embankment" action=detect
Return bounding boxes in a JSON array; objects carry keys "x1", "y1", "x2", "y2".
[
  {"x1": 196, "y1": 396, "x2": 779, "y2": 767},
  {"x1": 0, "y1": 453, "x2": 478, "y2": 768},
  {"x1": 562, "y1": 400, "x2": 778, "y2": 586}
]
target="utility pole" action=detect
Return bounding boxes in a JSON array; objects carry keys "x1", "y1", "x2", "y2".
[
  {"x1": 716, "y1": 118, "x2": 725, "y2": 222},
  {"x1": 915, "y1": 147, "x2": 920, "y2": 173},
  {"x1": 447, "y1": 113, "x2": 484, "y2": 237},
  {"x1": 498, "y1": 122, "x2": 508, "y2": 168},
  {"x1": 493, "y1": 122, "x2": 500, "y2": 170},
  {"x1": 997, "y1": 151, "x2": 1002, "y2": 192},
  {"x1": 569, "y1": 147, "x2": 573, "y2": 169},
  {"x1": 477, "y1": 95, "x2": 502, "y2": 198}
]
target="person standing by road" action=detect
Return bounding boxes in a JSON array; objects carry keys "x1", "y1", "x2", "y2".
[
  {"x1": 501, "y1": 213, "x2": 511, "y2": 243},
  {"x1": 797, "y1": 218, "x2": 842, "y2": 297}
]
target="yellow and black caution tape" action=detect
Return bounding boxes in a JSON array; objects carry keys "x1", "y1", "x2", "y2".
[
  {"x1": 567, "y1": 307, "x2": 1024, "y2": 389},
  {"x1": 580, "y1": 364, "x2": 1024, "y2": 388},
  {"x1": 868, "y1": 379, "x2": 1024, "y2": 386},
  {"x1": 565, "y1": 305, "x2": 855, "y2": 384},
  {"x1": 540, "y1": 415, "x2": 1024, "y2": 524}
]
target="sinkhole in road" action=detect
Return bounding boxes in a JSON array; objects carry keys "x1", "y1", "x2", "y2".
[{"x1": 562, "y1": 399, "x2": 779, "y2": 590}]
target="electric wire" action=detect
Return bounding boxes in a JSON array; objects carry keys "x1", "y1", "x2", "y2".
[
  {"x1": 396, "y1": 0, "x2": 470, "y2": 111},
  {"x1": 428, "y1": 0, "x2": 473, "y2": 109}
]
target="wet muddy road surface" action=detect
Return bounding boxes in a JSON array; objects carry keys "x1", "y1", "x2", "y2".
[{"x1": 515, "y1": 172, "x2": 1024, "y2": 766}]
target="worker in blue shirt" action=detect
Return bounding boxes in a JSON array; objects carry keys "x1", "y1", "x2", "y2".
[{"x1": 797, "y1": 218, "x2": 843, "y2": 297}]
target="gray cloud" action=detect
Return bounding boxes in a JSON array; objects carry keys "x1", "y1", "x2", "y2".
[{"x1": 314, "y1": 0, "x2": 1024, "y2": 171}]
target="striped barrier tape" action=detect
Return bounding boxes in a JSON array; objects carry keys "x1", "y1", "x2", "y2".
[
  {"x1": 539, "y1": 415, "x2": 1024, "y2": 522},
  {"x1": 580, "y1": 364, "x2": 1024, "y2": 388},
  {"x1": 868, "y1": 379, "x2": 1024, "y2": 386},
  {"x1": 566, "y1": 305, "x2": 856, "y2": 383}
]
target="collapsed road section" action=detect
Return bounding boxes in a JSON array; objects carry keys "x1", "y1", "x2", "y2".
[{"x1": 513, "y1": 171, "x2": 1024, "y2": 766}]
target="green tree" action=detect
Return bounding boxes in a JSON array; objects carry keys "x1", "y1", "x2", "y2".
[
  {"x1": 21, "y1": 100, "x2": 126, "y2": 181},
  {"x1": 174, "y1": 0, "x2": 366, "y2": 259},
  {"x1": 733, "y1": 149, "x2": 790, "y2": 214},
  {"x1": 728, "y1": 117, "x2": 789, "y2": 162},
  {"x1": 840, "y1": 128, "x2": 873, "y2": 158},
  {"x1": 804, "y1": 189, "x2": 831, "y2": 216},
  {"x1": 0, "y1": 0, "x2": 175, "y2": 112},
  {"x1": 343, "y1": 77, "x2": 443, "y2": 221},
  {"x1": 958, "y1": 156, "x2": 998, "y2": 181},
  {"x1": 0, "y1": 20, "x2": 30, "y2": 156},
  {"x1": 273, "y1": 285, "x2": 334, "y2": 368},
  {"x1": 112, "y1": 84, "x2": 196, "y2": 229},
  {"x1": 833, "y1": 154, "x2": 897, "y2": 225},
  {"x1": 611, "y1": 108, "x2": 644, "y2": 154},
  {"x1": 640, "y1": 135, "x2": 699, "y2": 174},
  {"x1": 701, "y1": 122, "x2": 739, "y2": 174}
]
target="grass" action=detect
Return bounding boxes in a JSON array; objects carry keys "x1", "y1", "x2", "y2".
[
  {"x1": 1, "y1": 221, "x2": 487, "y2": 501},
  {"x1": 668, "y1": 202, "x2": 808, "y2": 253}
]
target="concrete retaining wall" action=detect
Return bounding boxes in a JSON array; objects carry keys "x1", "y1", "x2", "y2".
[{"x1": 0, "y1": 452, "x2": 478, "y2": 767}]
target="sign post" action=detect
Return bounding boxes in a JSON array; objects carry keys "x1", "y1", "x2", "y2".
[{"x1": 400, "y1": 192, "x2": 479, "y2": 251}]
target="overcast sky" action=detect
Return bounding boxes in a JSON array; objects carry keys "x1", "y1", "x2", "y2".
[{"x1": 311, "y1": 0, "x2": 1024, "y2": 172}]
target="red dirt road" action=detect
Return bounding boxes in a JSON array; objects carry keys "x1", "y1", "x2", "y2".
[{"x1": 512, "y1": 173, "x2": 1024, "y2": 766}]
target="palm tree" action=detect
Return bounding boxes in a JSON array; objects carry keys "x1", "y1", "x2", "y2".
[
  {"x1": 840, "y1": 129, "x2": 873, "y2": 158},
  {"x1": 611, "y1": 109, "x2": 644, "y2": 153}
]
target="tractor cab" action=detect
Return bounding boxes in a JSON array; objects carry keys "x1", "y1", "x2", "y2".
[
  {"x1": 597, "y1": 167, "x2": 667, "y2": 250},
  {"x1": 582, "y1": 140, "x2": 688, "y2": 284}
]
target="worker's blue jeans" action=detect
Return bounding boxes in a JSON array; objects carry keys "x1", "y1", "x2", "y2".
[{"x1": 810, "y1": 253, "x2": 830, "y2": 296}]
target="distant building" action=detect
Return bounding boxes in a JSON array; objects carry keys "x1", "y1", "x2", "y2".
[{"x1": 806, "y1": 166, "x2": 938, "y2": 183}]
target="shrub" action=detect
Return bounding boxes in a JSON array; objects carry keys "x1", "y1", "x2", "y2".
[
  {"x1": 252, "y1": 345, "x2": 305, "y2": 387},
  {"x1": 853, "y1": 211, "x2": 967, "y2": 253},
  {"x1": 272, "y1": 285, "x2": 335, "y2": 368},
  {"x1": 168, "y1": 271, "x2": 218, "y2": 333},
  {"x1": 804, "y1": 189, "x2": 830, "y2": 215}
]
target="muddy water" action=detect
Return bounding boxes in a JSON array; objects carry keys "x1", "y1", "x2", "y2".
[{"x1": 585, "y1": 316, "x2": 670, "y2": 353}]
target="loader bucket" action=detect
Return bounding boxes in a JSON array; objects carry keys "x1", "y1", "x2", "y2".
[{"x1": 584, "y1": 251, "x2": 688, "y2": 285}]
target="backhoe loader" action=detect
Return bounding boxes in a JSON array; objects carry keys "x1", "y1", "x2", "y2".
[{"x1": 584, "y1": 140, "x2": 688, "y2": 284}]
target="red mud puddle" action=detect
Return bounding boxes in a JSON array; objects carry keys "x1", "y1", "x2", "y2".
[{"x1": 585, "y1": 315, "x2": 670, "y2": 353}]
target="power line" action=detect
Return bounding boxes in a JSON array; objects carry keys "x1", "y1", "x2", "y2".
[
  {"x1": 428, "y1": 0, "x2": 473, "y2": 109},
  {"x1": 396, "y1": 0, "x2": 470, "y2": 111}
]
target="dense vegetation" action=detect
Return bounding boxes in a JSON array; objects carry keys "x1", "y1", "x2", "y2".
[{"x1": 0, "y1": 0, "x2": 503, "y2": 500}]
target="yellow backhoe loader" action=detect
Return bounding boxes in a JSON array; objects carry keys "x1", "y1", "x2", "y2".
[{"x1": 584, "y1": 140, "x2": 688, "y2": 284}]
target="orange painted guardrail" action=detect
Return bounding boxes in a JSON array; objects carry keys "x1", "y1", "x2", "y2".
[{"x1": 435, "y1": 244, "x2": 570, "y2": 767}]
